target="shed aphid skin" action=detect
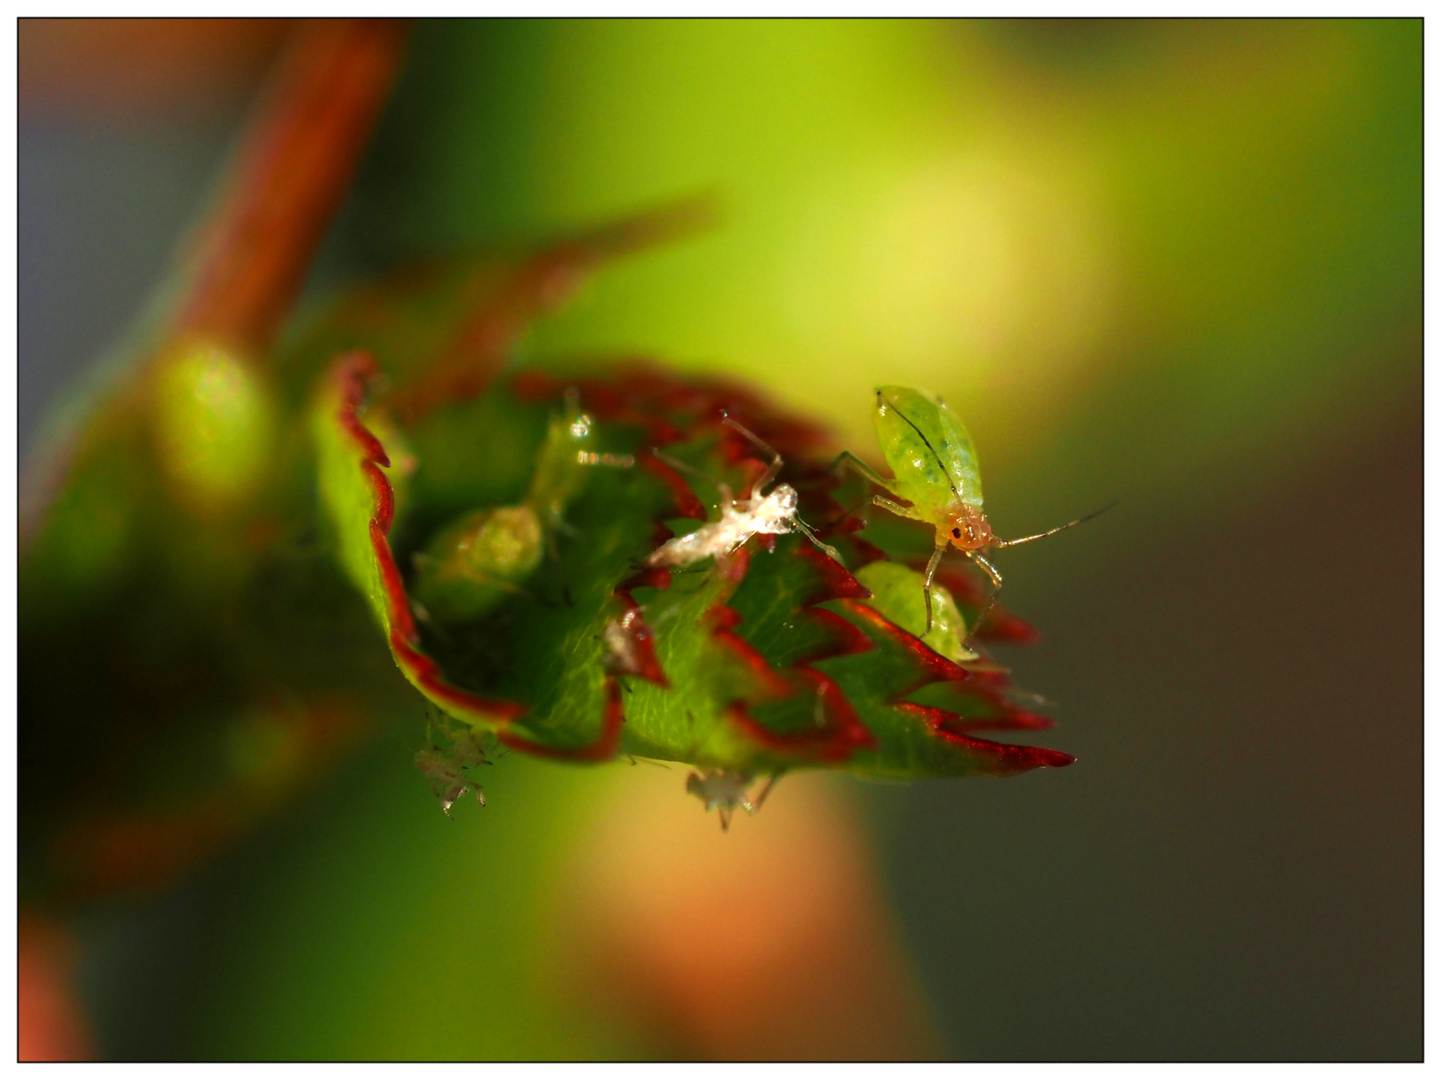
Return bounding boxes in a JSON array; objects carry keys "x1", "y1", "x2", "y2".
[
  {"x1": 685, "y1": 768, "x2": 779, "y2": 831},
  {"x1": 833, "y1": 386, "x2": 1111, "y2": 638},
  {"x1": 415, "y1": 730, "x2": 490, "y2": 816},
  {"x1": 412, "y1": 390, "x2": 634, "y2": 623},
  {"x1": 644, "y1": 415, "x2": 840, "y2": 568}
]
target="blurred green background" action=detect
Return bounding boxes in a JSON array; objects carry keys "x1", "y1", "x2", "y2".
[{"x1": 20, "y1": 19, "x2": 1420, "y2": 1060}]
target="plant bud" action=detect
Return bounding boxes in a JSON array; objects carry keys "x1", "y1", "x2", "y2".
[{"x1": 411, "y1": 505, "x2": 544, "y2": 623}]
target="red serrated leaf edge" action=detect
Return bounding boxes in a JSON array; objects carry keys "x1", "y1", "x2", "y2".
[
  {"x1": 834, "y1": 599, "x2": 1074, "y2": 772},
  {"x1": 333, "y1": 351, "x2": 627, "y2": 759},
  {"x1": 339, "y1": 356, "x2": 1071, "y2": 775}
]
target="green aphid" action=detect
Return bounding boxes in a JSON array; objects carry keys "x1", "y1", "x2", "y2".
[
  {"x1": 412, "y1": 394, "x2": 632, "y2": 623},
  {"x1": 834, "y1": 386, "x2": 1107, "y2": 637},
  {"x1": 411, "y1": 506, "x2": 544, "y2": 623},
  {"x1": 855, "y1": 561, "x2": 977, "y2": 664}
]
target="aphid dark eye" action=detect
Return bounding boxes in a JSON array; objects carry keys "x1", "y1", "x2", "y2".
[{"x1": 951, "y1": 527, "x2": 961, "y2": 539}]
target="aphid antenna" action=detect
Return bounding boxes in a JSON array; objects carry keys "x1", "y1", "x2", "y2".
[
  {"x1": 716, "y1": 413, "x2": 841, "y2": 559},
  {"x1": 992, "y1": 500, "x2": 1118, "y2": 549},
  {"x1": 1008, "y1": 687, "x2": 1056, "y2": 707},
  {"x1": 826, "y1": 496, "x2": 872, "y2": 531},
  {"x1": 422, "y1": 699, "x2": 458, "y2": 739},
  {"x1": 406, "y1": 707, "x2": 439, "y2": 756},
  {"x1": 718, "y1": 412, "x2": 783, "y2": 495},
  {"x1": 651, "y1": 447, "x2": 723, "y2": 489}
]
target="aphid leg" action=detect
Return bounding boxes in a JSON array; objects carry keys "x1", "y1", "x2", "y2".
[
  {"x1": 548, "y1": 513, "x2": 581, "y2": 539},
  {"x1": 653, "y1": 447, "x2": 721, "y2": 488},
  {"x1": 721, "y1": 414, "x2": 783, "y2": 496},
  {"x1": 921, "y1": 542, "x2": 947, "y2": 638},
  {"x1": 792, "y1": 516, "x2": 842, "y2": 561},
  {"x1": 968, "y1": 549, "x2": 1002, "y2": 589},
  {"x1": 874, "y1": 495, "x2": 925, "y2": 521},
  {"x1": 964, "y1": 550, "x2": 1003, "y2": 648},
  {"x1": 545, "y1": 528, "x2": 573, "y2": 607},
  {"x1": 750, "y1": 771, "x2": 782, "y2": 812},
  {"x1": 829, "y1": 449, "x2": 897, "y2": 492}
]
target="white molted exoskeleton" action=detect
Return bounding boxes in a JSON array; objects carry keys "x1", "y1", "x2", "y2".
[{"x1": 645, "y1": 483, "x2": 801, "y2": 569}]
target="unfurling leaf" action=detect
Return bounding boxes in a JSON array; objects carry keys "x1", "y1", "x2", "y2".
[
  {"x1": 22, "y1": 106, "x2": 1070, "y2": 893},
  {"x1": 312, "y1": 351, "x2": 1074, "y2": 792}
]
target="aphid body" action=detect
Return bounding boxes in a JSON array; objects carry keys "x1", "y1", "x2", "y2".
[
  {"x1": 645, "y1": 481, "x2": 802, "y2": 568},
  {"x1": 872, "y1": 386, "x2": 991, "y2": 545},
  {"x1": 644, "y1": 418, "x2": 837, "y2": 569},
  {"x1": 685, "y1": 768, "x2": 777, "y2": 831},
  {"x1": 836, "y1": 386, "x2": 1104, "y2": 636}
]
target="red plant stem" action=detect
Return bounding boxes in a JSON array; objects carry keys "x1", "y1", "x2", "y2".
[
  {"x1": 170, "y1": 18, "x2": 407, "y2": 354},
  {"x1": 20, "y1": 20, "x2": 407, "y2": 552}
]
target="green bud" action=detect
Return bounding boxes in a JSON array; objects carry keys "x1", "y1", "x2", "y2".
[
  {"x1": 151, "y1": 339, "x2": 275, "y2": 515},
  {"x1": 412, "y1": 505, "x2": 544, "y2": 623}
]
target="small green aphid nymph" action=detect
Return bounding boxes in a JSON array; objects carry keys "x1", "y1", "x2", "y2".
[
  {"x1": 412, "y1": 389, "x2": 634, "y2": 623},
  {"x1": 834, "y1": 385, "x2": 1109, "y2": 638}
]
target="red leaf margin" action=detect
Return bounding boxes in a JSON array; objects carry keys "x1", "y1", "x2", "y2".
[
  {"x1": 519, "y1": 365, "x2": 1070, "y2": 773},
  {"x1": 558, "y1": 368, "x2": 885, "y2": 765},
  {"x1": 336, "y1": 355, "x2": 1072, "y2": 775},
  {"x1": 833, "y1": 600, "x2": 1075, "y2": 773},
  {"x1": 332, "y1": 351, "x2": 631, "y2": 760}
]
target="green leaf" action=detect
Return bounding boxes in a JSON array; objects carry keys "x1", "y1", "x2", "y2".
[{"x1": 312, "y1": 356, "x2": 1075, "y2": 785}]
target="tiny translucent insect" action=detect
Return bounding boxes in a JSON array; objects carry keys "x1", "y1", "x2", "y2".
[
  {"x1": 834, "y1": 386, "x2": 1110, "y2": 636},
  {"x1": 415, "y1": 730, "x2": 490, "y2": 816},
  {"x1": 412, "y1": 390, "x2": 633, "y2": 622},
  {"x1": 645, "y1": 416, "x2": 838, "y2": 568},
  {"x1": 685, "y1": 768, "x2": 778, "y2": 831}
]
